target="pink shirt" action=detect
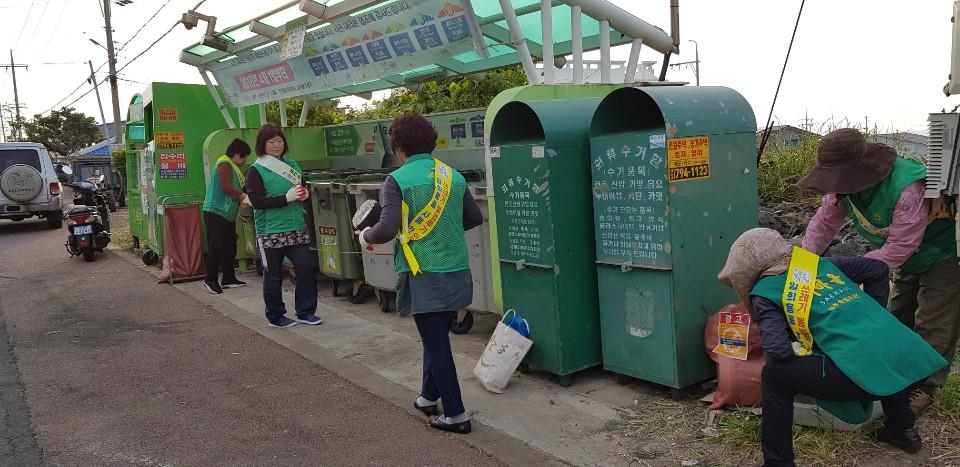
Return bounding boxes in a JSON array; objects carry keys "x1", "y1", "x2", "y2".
[{"x1": 801, "y1": 181, "x2": 928, "y2": 269}]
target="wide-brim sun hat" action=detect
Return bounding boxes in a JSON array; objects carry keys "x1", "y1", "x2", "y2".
[{"x1": 797, "y1": 128, "x2": 896, "y2": 195}]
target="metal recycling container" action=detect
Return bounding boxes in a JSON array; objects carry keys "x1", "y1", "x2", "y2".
[
  {"x1": 589, "y1": 86, "x2": 758, "y2": 390},
  {"x1": 489, "y1": 97, "x2": 604, "y2": 382},
  {"x1": 348, "y1": 175, "x2": 495, "y2": 315}
]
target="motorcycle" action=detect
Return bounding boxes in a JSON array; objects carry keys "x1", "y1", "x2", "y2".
[{"x1": 59, "y1": 166, "x2": 111, "y2": 261}]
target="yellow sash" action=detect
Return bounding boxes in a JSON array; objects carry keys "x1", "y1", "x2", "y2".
[
  {"x1": 781, "y1": 247, "x2": 819, "y2": 356},
  {"x1": 217, "y1": 155, "x2": 246, "y2": 187},
  {"x1": 397, "y1": 159, "x2": 453, "y2": 275}
]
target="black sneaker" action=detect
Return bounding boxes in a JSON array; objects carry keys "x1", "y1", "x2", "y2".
[
  {"x1": 877, "y1": 426, "x2": 923, "y2": 454},
  {"x1": 221, "y1": 278, "x2": 247, "y2": 288},
  {"x1": 295, "y1": 314, "x2": 322, "y2": 325},
  {"x1": 203, "y1": 280, "x2": 223, "y2": 294},
  {"x1": 268, "y1": 317, "x2": 298, "y2": 328}
]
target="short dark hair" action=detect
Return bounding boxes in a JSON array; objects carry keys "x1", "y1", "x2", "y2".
[
  {"x1": 226, "y1": 138, "x2": 251, "y2": 157},
  {"x1": 255, "y1": 124, "x2": 288, "y2": 157},
  {"x1": 388, "y1": 113, "x2": 437, "y2": 156}
]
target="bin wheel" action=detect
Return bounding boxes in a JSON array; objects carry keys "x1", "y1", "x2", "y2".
[
  {"x1": 332, "y1": 281, "x2": 342, "y2": 297},
  {"x1": 552, "y1": 374, "x2": 573, "y2": 388},
  {"x1": 669, "y1": 388, "x2": 685, "y2": 401},
  {"x1": 347, "y1": 282, "x2": 370, "y2": 305},
  {"x1": 518, "y1": 363, "x2": 530, "y2": 374},
  {"x1": 450, "y1": 310, "x2": 474, "y2": 335},
  {"x1": 615, "y1": 374, "x2": 631, "y2": 385},
  {"x1": 378, "y1": 291, "x2": 392, "y2": 313},
  {"x1": 142, "y1": 249, "x2": 159, "y2": 266}
]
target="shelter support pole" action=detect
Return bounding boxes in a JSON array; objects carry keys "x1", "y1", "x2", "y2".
[
  {"x1": 572, "y1": 5, "x2": 583, "y2": 84},
  {"x1": 258, "y1": 103, "x2": 267, "y2": 125},
  {"x1": 541, "y1": 0, "x2": 554, "y2": 84},
  {"x1": 498, "y1": 0, "x2": 541, "y2": 85},
  {"x1": 298, "y1": 96, "x2": 314, "y2": 127},
  {"x1": 199, "y1": 69, "x2": 236, "y2": 129},
  {"x1": 279, "y1": 99, "x2": 288, "y2": 127},
  {"x1": 625, "y1": 38, "x2": 643, "y2": 84},
  {"x1": 600, "y1": 19, "x2": 611, "y2": 84}
]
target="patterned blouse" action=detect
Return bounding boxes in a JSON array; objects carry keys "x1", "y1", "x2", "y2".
[{"x1": 257, "y1": 228, "x2": 309, "y2": 249}]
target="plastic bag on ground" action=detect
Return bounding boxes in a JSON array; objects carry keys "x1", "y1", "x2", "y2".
[
  {"x1": 473, "y1": 310, "x2": 533, "y2": 394},
  {"x1": 703, "y1": 303, "x2": 765, "y2": 409}
]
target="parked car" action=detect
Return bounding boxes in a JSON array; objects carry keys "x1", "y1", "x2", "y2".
[{"x1": 0, "y1": 142, "x2": 63, "y2": 229}]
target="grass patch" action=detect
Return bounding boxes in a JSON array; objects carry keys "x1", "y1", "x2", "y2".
[
  {"x1": 757, "y1": 141, "x2": 819, "y2": 204},
  {"x1": 933, "y1": 373, "x2": 960, "y2": 414}
]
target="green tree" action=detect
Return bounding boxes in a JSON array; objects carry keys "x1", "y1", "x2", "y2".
[
  {"x1": 263, "y1": 98, "x2": 352, "y2": 127},
  {"x1": 21, "y1": 107, "x2": 103, "y2": 157},
  {"x1": 347, "y1": 65, "x2": 529, "y2": 120}
]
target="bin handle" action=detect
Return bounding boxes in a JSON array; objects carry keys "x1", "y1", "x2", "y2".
[
  {"x1": 595, "y1": 260, "x2": 673, "y2": 272},
  {"x1": 499, "y1": 258, "x2": 552, "y2": 270}
]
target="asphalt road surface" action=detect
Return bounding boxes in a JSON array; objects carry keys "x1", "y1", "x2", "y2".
[{"x1": 0, "y1": 216, "x2": 506, "y2": 467}]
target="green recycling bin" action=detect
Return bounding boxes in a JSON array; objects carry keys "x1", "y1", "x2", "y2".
[
  {"x1": 589, "y1": 86, "x2": 758, "y2": 390},
  {"x1": 490, "y1": 98, "x2": 604, "y2": 383}
]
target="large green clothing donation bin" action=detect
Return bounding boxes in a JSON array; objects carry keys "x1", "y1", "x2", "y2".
[
  {"x1": 490, "y1": 98, "x2": 604, "y2": 383},
  {"x1": 589, "y1": 86, "x2": 758, "y2": 390}
]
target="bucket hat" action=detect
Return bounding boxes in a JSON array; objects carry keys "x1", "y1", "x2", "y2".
[{"x1": 797, "y1": 128, "x2": 896, "y2": 194}]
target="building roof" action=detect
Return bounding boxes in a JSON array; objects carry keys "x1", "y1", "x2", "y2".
[{"x1": 876, "y1": 132, "x2": 927, "y2": 145}]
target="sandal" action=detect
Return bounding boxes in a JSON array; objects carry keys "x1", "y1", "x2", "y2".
[{"x1": 429, "y1": 415, "x2": 471, "y2": 434}]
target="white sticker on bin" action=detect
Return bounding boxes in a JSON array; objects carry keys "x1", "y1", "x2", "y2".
[
  {"x1": 489, "y1": 146, "x2": 500, "y2": 158},
  {"x1": 532, "y1": 146, "x2": 544, "y2": 159},
  {"x1": 650, "y1": 134, "x2": 666, "y2": 149}
]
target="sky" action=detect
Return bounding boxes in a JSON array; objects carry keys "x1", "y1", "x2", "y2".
[{"x1": 0, "y1": 0, "x2": 955, "y2": 137}]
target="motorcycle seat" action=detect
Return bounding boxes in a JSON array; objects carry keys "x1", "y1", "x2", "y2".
[{"x1": 68, "y1": 205, "x2": 97, "y2": 215}]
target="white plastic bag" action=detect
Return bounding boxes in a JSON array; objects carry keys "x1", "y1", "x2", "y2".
[{"x1": 473, "y1": 310, "x2": 533, "y2": 394}]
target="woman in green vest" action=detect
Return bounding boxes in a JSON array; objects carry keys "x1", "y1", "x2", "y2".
[
  {"x1": 718, "y1": 228, "x2": 946, "y2": 466},
  {"x1": 359, "y1": 113, "x2": 483, "y2": 434},
  {"x1": 245, "y1": 124, "x2": 320, "y2": 328},
  {"x1": 798, "y1": 128, "x2": 959, "y2": 413},
  {"x1": 201, "y1": 138, "x2": 250, "y2": 295}
]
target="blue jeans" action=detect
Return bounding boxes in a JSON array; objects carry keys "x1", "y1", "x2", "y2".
[
  {"x1": 262, "y1": 243, "x2": 317, "y2": 322},
  {"x1": 414, "y1": 310, "x2": 465, "y2": 418}
]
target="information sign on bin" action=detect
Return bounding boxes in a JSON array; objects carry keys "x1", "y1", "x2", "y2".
[
  {"x1": 588, "y1": 86, "x2": 758, "y2": 390},
  {"x1": 490, "y1": 98, "x2": 605, "y2": 383}
]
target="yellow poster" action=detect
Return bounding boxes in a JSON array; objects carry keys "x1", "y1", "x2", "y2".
[
  {"x1": 156, "y1": 132, "x2": 185, "y2": 150},
  {"x1": 667, "y1": 136, "x2": 710, "y2": 182},
  {"x1": 158, "y1": 108, "x2": 178, "y2": 122},
  {"x1": 713, "y1": 310, "x2": 750, "y2": 361}
]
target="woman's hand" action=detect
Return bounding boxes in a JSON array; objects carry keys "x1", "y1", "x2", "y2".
[
  {"x1": 355, "y1": 227, "x2": 373, "y2": 251},
  {"x1": 285, "y1": 186, "x2": 309, "y2": 202}
]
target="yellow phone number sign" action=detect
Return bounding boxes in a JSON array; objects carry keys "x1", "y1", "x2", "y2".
[{"x1": 667, "y1": 136, "x2": 710, "y2": 182}]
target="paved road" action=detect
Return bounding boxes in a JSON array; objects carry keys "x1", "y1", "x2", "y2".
[{"x1": 0, "y1": 217, "x2": 506, "y2": 467}]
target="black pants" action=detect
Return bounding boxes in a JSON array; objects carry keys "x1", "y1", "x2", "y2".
[
  {"x1": 204, "y1": 212, "x2": 237, "y2": 284},
  {"x1": 761, "y1": 356, "x2": 915, "y2": 466},
  {"x1": 414, "y1": 310, "x2": 465, "y2": 418},
  {"x1": 261, "y1": 242, "x2": 317, "y2": 322}
]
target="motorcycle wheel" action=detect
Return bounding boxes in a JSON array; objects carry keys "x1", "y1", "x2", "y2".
[{"x1": 83, "y1": 250, "x2": 96, "y2": 262}]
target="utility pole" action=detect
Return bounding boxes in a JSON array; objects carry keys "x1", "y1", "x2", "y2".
[
  {"x1": 103, "y1": 0, "x2": 123, "y2": 144},
  {"x1": 88, "y1": 60, "x2": 108, "y2": 129},
  {"x1": 2, "y1": 50, "x2": 28, "y2": 140}
]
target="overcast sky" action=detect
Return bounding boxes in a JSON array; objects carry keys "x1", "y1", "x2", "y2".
[{"x1": 0, "y1": 0, "x2": 954, "y2": 136}]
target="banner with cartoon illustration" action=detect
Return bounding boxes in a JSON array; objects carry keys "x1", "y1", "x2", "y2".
[{"x1": 209, "y1": 0, "x2": 478, "y2": 107}]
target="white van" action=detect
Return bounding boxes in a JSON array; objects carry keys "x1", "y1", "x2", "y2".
[{"x1": 0, "y1": 142, "x2": 63, "y2": 228}]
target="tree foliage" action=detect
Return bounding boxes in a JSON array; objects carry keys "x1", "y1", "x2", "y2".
[
  {"x1": 19, "y1": 107, "x2": 103, "y2": 157},
  {"x1": 347, "y1": 66, "x2": 528, "y2": 120}
]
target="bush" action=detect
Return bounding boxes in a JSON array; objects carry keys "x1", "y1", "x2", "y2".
[
  {"x1": 757, "y1": 139, "x2": 820, "y2": 204},
  {"x1": 111, "y1": 150, "x2": 126, "y2": 179}
]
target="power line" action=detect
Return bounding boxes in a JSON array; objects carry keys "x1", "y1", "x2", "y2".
[
  {"x1": 116, "y1": 0, "x2": 209, "y2": 74},
  {"x1": 118, "y1": 0, "x2": 174, "y2": 53},
  {"x1": 60, "y1": 75, "x2": 109, "y2": 111},
  {"x1": 15, "y1": 0, "x2": 37, "y2": 45},
  {"x1": 25, "y1": 0, "x2": 51, "y2": 46},
  {"x1": 757, "y1": 0, "x2": 806, "y2": 162},
  {"x1": 42, "y1": 0, "x2": 67, "y2": 50}
]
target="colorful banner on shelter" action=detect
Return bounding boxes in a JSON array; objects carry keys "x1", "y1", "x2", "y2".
[{"x1": 209, "y1": 0, "x2": 478, "y2": 106}]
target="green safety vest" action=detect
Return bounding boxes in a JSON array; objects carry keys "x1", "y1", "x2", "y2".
[
  {"x1": 202, "y1": 156, "x2": 243, "y2": 221},
  {"x1": 390, "y1": 153, "x2": 469, "y2": 274},
  {"x1": 845, "y1": 157, "x2": 956, "y2": 274},
  {"x1": 752, "y1": 257, "x2": 946, "y2": 424},
  {"x1": 250, "y1": 157, "x2": 306, "y2": 235}
]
